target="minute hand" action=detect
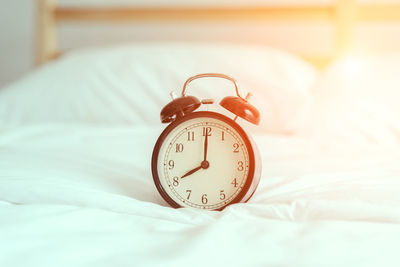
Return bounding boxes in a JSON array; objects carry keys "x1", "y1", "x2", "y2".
[{"x1": 204, "y1": 131, "x2": 208, "y2": 162}]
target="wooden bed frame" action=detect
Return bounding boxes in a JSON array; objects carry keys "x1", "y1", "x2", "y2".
[{"x1": 36, "y1": 0, "x2": 400, "y2": 68}]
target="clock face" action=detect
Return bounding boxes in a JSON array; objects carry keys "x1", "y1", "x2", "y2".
[{"x1": 152, "y1": 111, "x2": 254, "y2": 210}]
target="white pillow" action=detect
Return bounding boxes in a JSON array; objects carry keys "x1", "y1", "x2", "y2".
[
  {"x1": 0, "y1": 42, "x2": 317, "y2": 133},
  {"x1": 298, "y1": 55, "x2": 400, "y2": 146}
]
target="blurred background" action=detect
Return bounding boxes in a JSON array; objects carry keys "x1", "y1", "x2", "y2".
[{"x1": 1, "y1": 0, "x2": 400, "y2": 87}]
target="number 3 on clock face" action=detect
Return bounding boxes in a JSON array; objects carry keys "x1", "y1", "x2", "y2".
[{"x1": 151, "y1": 111, "x2": 260, "y2": 210}]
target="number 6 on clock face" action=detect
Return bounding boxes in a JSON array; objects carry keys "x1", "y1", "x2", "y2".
[{"x1": 151, "y1": 111, "x2": 261, "y2": 210}]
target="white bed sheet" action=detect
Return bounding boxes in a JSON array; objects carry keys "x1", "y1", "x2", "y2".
[{"x1": 1, "y1": 125, "x2": 400, "y2": 267}]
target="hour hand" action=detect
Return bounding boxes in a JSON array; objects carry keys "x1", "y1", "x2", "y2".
[{"x1": 181, "y1": 165, "x2": 202, "y2": 179}]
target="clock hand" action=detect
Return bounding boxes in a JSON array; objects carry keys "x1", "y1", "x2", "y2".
[
  {"x1": 204, "y1": 130, "x2": 208, "y2": 162},
  {"x1": 181, "y1": 132, "x2": 211, "y2": 179},
  {"x1": 181, "y1": 165, "x2": 202, "y2": 179},
  {"x1": 181, "y1": 159, "x2": 210, "y2": 179}
]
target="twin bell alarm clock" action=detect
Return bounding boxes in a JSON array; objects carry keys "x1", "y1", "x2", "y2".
[{"x1": 151, "y1": 73, "x2": 261, "y2": 211}]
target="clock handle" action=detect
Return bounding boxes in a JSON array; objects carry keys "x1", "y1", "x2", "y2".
[{"x1": 181, "y1": 73, "x2": 246, "y2": 101}]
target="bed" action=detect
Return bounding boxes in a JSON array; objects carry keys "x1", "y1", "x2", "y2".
[{"x1": 2, "y1": 1, "x2": 400, "y2": 266}]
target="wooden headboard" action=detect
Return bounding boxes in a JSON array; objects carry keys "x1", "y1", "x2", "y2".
[{"x1": 36, "y1": 0, "x2": 400, "y2": 68}]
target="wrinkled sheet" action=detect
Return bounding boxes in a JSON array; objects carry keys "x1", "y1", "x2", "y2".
[{"x1": 1, "y1": 125, "x2": 400, "y2": 267}]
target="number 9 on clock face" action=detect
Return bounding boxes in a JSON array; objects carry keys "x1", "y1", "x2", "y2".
[{"x1": 151, "y1": 111, "x2": 260, "y2": 210}]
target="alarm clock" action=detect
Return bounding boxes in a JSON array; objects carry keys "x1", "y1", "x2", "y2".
[{"x1": 151, "y1": 73, "x2": 261, "y2": 210}]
